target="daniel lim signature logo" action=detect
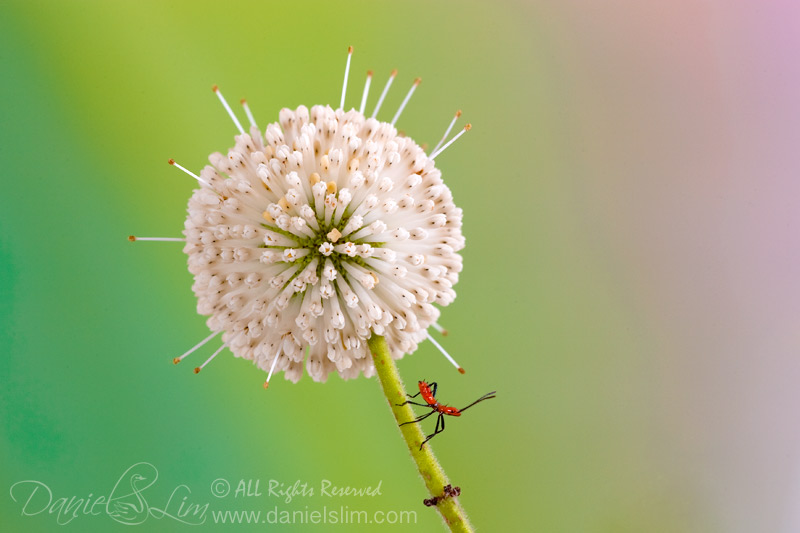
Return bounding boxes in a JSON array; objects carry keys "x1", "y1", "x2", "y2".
[{"x1": 9, "y1": 462, "x2": 208, "y2": 526}]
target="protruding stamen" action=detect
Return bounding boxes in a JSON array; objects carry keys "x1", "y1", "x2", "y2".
[
  {"x1": 359, "y1": 71, "x2": 373, "y2": 115},
  {"x1": 391, "y1": 78, "x2": 421, "y2": 127},
  {"x1": 428, "y1": 124, "x2": 471, "y2": 160},
  {"x1": 173, "y1": 331, "x2": 219, "y2": 365},
  {"x1": 241, "y1": 99, "x2": 257, "y2": 129},
  {"x1": 194, "y1": 342, "x2": 227, "y2": 374},
  {"x1": 264, "y1": 354, "x2": 281, "y2": 389},
  {"x1": 340, "y1": 46, "x2": 353, "y2": 110},
  {"x1": 169, "y1": 158, "x2": 210, "y2": 187},
  {"x1": 431, "y1": 322, "x2": 449, "y2": 337},
  {"x1": 128, "y1": 236, "x2": 185, "y2": 242},
  {"x1": 430, "y1": 110, "x2": 462, "y2": 155},
  {"x1": 371, "y1": 69, "x2": 397, "y2": 118},
  {"x1": 426, "y1": 332, "x2": 464, "y2": 374},
  {"x1": 212, "y1": 85, "x2": 245, "y2": 135}
]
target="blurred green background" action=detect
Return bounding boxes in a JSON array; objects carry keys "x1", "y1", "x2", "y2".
[{"x1": 3, "y1": 1, "x2": 800, "y2": 531}]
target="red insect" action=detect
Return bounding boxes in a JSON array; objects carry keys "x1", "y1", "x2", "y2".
[{"x1": 398, "y1": 380, "x2": 496, "y2": 449}]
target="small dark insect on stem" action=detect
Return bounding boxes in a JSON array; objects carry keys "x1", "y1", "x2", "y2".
[{"x1": 423, "y1": 484, "x2": 462, "y2": 507}]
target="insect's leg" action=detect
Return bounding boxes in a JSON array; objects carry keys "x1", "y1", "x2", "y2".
[
  {"x1": 419, "y1": 413, "x2": 446, "y2": 449},
  {"x1": 396, "y1": 400, "x2": 431, "y2": 407},
  {"x1": 429, "y1": 382, "x2": 438, "y2": 398},
  {"x1": 399, "y1": 409, "x2": 435, "y2": 426}
]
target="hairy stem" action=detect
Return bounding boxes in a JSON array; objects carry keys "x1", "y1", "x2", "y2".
[{"x1": 368, "y1": 334, "x2": 474, "y2": 532}]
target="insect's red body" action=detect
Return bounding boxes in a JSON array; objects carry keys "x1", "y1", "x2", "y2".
[
  {"x1": 399, "y1": 380, "x2": 495, "y2": 448},
  {"x1": 417, "y1": 381, "x2": 462, "y2": 416},
  {"x1": 418, "y1": 381, "x2": 437, "y2": 404}
]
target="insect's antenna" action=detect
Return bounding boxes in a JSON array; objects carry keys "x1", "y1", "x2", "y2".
[{"x1": 458, "y1": 391, "x2": 497, "y2": 413}]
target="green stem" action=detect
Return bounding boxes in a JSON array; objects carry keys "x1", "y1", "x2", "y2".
[{"x1": 368, "y1": 334, "x2": 474, "y2": 533}]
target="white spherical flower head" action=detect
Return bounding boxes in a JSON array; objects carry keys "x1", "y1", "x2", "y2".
[{"x1": 139, "y1": 48, "x2": 471, "y2": 386}]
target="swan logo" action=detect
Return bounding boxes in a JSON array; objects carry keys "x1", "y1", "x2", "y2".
[{"x1": 9, "y1": 462, "x2": 208, "y2": 526}]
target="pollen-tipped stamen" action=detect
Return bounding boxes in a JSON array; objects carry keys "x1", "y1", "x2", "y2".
[
  {"x1": 390, "y1": 78, "x2": 421, "y2": 126},
  {"x1": 340, "y1": 46, "x2": 353, "y2": 110},
  {"x1": 430, "y1": 110, "x2": 462, "y2": 155},
  {"x1": 428, "y1": 124, "x2": 471, "y2": 160},
  {"x1": 173, "y1": 331, "x2": 219, "y2": 365},
  {"x1": 426, "y1": 332, "x2": 464, "y2": 374},
  {"x1": 212, "y1": 85, "x2": 245, "y2": 135},
  {"x1": 241, "y1": 99, "x2": 257, "y2": 129},
  {"x1": 371, "y1": 69, "x2": 397, "y2": 118},
  {"x1": 169, "y1": 158, "x2": 211, "y2": 187},
  {"x1": 431, "y1": 321, "x2": 449, "y2": 337},
  {"x1": 194, "y1": 342, "x2": 227, "y2": 374},
  {"x1": 128, "y1": 236, "x2": 185, "y2": 242},
  {"x1": 359, "y1": 71, "x2": 373, "y2": 115},
  {"x1": 263, "y1": 353, "x2": 281, "y2": 389}
]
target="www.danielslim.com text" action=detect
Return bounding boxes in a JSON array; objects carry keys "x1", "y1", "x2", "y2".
[{"x1": 212, "y1": 506, "x2": 417, "y2": 526}]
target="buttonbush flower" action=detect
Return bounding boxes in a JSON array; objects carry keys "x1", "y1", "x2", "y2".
[{"x1": 132, "y1": 48, "x2": 470, "y2": 386}]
